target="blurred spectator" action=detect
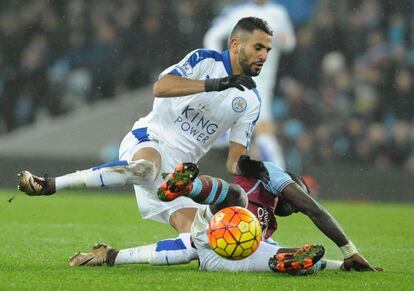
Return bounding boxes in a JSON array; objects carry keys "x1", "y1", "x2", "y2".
[
  {"x1": 290, "y1": 25, "x2": 319, "y2": 87},
  {"x1": 1, "y1": 0, "x2": 414, "y2": 173},
  {"x1": 275, "y1": 0, "x2": 317, "y2": 25}
]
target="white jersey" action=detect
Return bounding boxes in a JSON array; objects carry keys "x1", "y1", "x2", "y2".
[
  {"x1": 132, "y1": 49, "x2": 262, "y2": 163},
  {"x1": 191, "y1": 205, "x2": 281, "y2": 272},
  {"x1": 204, "y1": 1, "x2": 296, "y2": 121}
]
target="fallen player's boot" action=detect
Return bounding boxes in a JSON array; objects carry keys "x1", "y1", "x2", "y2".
[
  {"x1": 17, "y1": 170, "x2": 55, "y2": 196},
  {"x1": 68, "y1": 243, "x2": 116, "y2": 267},
  {"x1": 269, "y1": 244, "x2": 325, "y2": 273},
  {"x1": 157, "y1": 163, "x2": 199, "y2": 201},
  {"x1": 296, "y1": 259, "x2": 327, "y2": 275}
]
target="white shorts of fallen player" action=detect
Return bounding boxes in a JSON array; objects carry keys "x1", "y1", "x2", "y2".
[
  {"x1": 191, "y1": 206, "x2": 280, "y2": 272},
  {"x1": 119, "y1": 126, "x2": 200, "y2": 224}
]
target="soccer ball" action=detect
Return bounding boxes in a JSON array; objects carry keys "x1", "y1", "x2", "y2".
[{"x1": 208, "y1": 206, "x2": 262, "y2": 260}]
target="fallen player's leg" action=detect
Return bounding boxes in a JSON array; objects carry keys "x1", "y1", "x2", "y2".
[{"x1": 68, "y1": 233, "x2": 197, "y2": 267}]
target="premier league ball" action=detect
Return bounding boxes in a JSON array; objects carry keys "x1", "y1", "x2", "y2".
[{"x1": 208, "y1": 206, "x2": 262, "y2": 260}]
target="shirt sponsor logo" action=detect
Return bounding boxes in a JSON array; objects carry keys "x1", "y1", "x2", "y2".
[
  {"x1": 257, "y1": 206, "x2": 269, "y2": 234},
  {"x1": 174, "y1": 105, "x2": 219, "y2": 144},
  {"x1": 232, "y1": 97, "x2": 247, "y2": 113}
]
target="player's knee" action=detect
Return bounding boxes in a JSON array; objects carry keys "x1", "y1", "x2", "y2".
[
  {"x1": 169, "y1": 208, "x2": 197, "y2": 233},
  {"x1": 128, "y1": 159, "x2": 157, "y2": 183}
]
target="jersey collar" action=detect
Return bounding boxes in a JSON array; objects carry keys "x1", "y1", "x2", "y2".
[{"x1": 221, "y1": 50, "x2": 233, "y2": 76}]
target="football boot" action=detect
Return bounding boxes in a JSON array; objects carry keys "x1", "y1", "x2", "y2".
[
  {"x1": 269, "y1": 244, "x2": 325, "y2": 273},
  {"x1": 69, "y1": 243, "x2": 115, "y2": 267},
  {"x1": 17, "y1": 170, "x2": 55, "y2": 196},
  {"x1": 157, "y1": 163, "x2": 199, "y2": 201}
]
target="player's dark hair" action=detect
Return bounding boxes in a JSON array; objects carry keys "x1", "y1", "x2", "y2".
[
  {"x1": 286, "y1": 171, "x2": 311, "y2": 194},
  {"x1": 230, "y1": 17, "x2": 273, "y2": 39}
]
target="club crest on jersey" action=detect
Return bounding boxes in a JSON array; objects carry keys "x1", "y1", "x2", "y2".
[{"x1": 232, "y1": 97, "x2": 247, "y2": 113}]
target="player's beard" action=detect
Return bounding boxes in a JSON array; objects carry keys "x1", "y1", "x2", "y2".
[{"x1": 239, "y1": 48, "x2": 261, "y2": 77}]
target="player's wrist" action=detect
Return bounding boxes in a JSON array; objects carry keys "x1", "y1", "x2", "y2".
[
  {"x1": 204, "y1": 78, "x2": 221, "y2": 92},
  {"x1": 340, "y1": 241, "x2": 358, "y2": 259}
]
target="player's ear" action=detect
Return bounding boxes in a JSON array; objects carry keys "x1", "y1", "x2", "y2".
[{"x1": 229, "y1": 37, "x2": 240, "y2": 55}]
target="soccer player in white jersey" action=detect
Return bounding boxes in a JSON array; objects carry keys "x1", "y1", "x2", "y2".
[
  {"x1": 204, "y1": 0, "x2": 296, "y2": 168},
  {"x1": 17, "y1": 17, "x2": 272, "y2": 266}
]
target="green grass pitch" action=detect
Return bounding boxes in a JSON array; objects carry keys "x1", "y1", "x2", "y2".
[{"x1": 1, "y1": 189, "x2": 413, "y2": 290}]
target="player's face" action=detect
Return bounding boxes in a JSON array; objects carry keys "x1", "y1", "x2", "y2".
[{"x1": 238, "y1": 29, "x2": 272, "y2": 76}]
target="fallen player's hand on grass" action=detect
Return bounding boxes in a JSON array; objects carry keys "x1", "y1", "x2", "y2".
[{"x1": 342, "y1": 253, "x2": 383, "y2": 272}]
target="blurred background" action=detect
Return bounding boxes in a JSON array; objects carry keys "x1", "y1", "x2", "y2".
[{"x1": 0, "y1": 0, "x2": 413, "y2": 202}]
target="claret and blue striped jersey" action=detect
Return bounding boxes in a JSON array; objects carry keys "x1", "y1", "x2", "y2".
[
  {"x1": 132, "y1": 49, "x2": 262, "y2": 163},
  {"x1": 233, "y1": 162, "x2": 294, "y2": 239}
]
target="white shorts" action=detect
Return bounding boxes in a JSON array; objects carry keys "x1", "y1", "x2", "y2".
[
  {"x1": 119, "y1": 124, "x2": 200, "y2": 224},
  {"x1": 191, "y1": 206, "x2": 280, "y2": 272}
]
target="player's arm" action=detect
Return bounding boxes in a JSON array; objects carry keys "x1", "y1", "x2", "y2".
[
  {"x1": 281, "y1": 183, "x2": 349, "y2": 245},
  {"x1": 226, "y1": 142, "x2": 247, "y2": 175},
  {"x1": 153, "y1": 75, "x2": 205, "y2": 97},
  {"x1": 153, "y1": 74, "x2": 255, "y2": 98},
  {"x1": 153, "y1": 48, "x2": 255, "y2": 98},
  {"x1": 280, "y1": 184, "x2": 379, "y2": 271}
]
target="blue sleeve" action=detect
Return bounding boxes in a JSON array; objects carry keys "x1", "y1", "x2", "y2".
[
  {"x1": 260, "y1": 162, "x2": 294, "y2": 195},
  {"x1": 160, "y1": 49, "x2": 221, "y2": 79}
]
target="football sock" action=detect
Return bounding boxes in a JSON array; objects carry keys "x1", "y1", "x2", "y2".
[
  {"x1": 254, "y1": 134, "x2": 285, "y2": 169},
  {"x1": 325, "y1": 259, "x2": 343, "y2": 270},
  {"x1": 113, "y1": 233, "x2": 197, "y2": 265},
  {"x1": 55, "y1": 159, "x2": 156, "y2": 191},
  {"x1": 188, "y1": 176, "x2": 229, "y2": 205},
  {"x1": 113, "y1": 244, "x2": 155, "y2": 265}
]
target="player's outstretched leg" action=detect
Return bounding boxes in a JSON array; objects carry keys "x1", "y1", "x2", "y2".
[
  {"x1": 17, "y1": 171, "x2": 55, "y2": 195},
  {"x1": 18, "y1": 159, "x2": 157, "y2": 196},
  {"x1": 269, "y1": 244, "x2": 325, "y2": 274},
  {"x1": 69, "y1": 233, "x2": 197, "y2": 267}
]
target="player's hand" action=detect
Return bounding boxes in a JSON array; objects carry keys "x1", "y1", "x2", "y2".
[
  {"x1": 236, "y1": 155, "x2": 269, "y2": 182},
  {"x1": 205, "y1": 75, "x2": 256, "y2": 92},
  {"x1": 342, "y1": 253, "x2": 383, "y2": 272}
]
